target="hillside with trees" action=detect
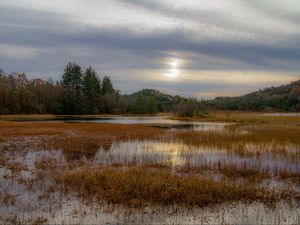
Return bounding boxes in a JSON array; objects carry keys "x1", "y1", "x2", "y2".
[{"x1": 202, "y1": 79, "x2": 300, "y2": 112}]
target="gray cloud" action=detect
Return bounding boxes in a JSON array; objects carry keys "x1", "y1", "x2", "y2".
[
  {"x1": 0, "y1": 1, "x2": 299, "y2": 99},
  {"x1": 241, "y1": 0, "x2": 300, "y2": 24}
]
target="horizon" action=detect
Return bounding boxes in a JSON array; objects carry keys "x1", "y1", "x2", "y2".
[
  {"x1": 2, "y1": 67, "x2": 299, "y2": 100},
  {"x1": 1, "y1": 1, "x2": 300, "y2": 99}
]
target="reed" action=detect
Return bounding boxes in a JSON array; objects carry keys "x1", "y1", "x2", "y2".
[
  {"x1": 55, "y1": 167, "x2": 291, "y2": 208},
  {"x1": 174, "y1": 124, "x2": 300, "y2": 159}
]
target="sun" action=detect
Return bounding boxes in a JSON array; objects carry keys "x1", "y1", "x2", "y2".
[
  {"x1": 171, "y1": 61, "x2": 178, "y2": 68},
  {"x1": 165, "y1": 60, "x2": 180, "y2": 79}
]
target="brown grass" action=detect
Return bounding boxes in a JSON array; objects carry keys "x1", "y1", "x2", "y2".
[
  {"x1": 171, "y1": 111, "x2": 300, "y2": 124},
  {"x1": 34, "y1": 157, "x2": 60, "y2": 170},
  {"x1": 55, "y1": 167, "x2": 291, "y2": 208},
  {"x1": 0, "y1": 190, "x2": 16, "y2": 205},
  {"x1": 177, "y1": 163, "x2": 271, "y2": 182},
  {"x1": 278, "y1": 170, "x2": 300, "y2": 185},
  {"x1": 0, "y1": 121, "x2": 166, "y2": 156},
  {"x1": 0, "y1": 157, "x2": 27, "y2": 174},
  {"x1": 0, "y1": 121, "x2": 165, "y2": 139},
  {"x1": 174, "y1": 124, "x2": 300, "y2": 158}
]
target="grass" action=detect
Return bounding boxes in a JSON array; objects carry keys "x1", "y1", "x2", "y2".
[
  {"x1": 177, "y1": 163, "x2": 271, "y2": 181},
  {"x1": 174, "y1": 124, "x2": 300, "y2": 158},
  {"x1": 1, "y1": 116, "x2": 300, "y2": 223},
  {"x1": 278, "y1": 170, "x2": 300, "y2": 185},
  {"x1": 1, "y1": 111, "x2": 299, "y2": 124},
  {"x1": 0, "y1": 155, "x2": 27, "y2": 174},
  {"x1": 0, "y1": 190, "x2": 16, "y2": 205},
  {"x1": 55, "y1": 167, "x2": 293, "y2": 208},
  {"x1": 0, "y1": 121, "x2": 166, "y2": 154},
  {"x1": 171, "y1": 111, "x2": 300, "y2": 124}
]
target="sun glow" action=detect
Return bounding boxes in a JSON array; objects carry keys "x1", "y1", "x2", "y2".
[{"x1": 165, "y1": 59, "x2": 181, "y2": 79}]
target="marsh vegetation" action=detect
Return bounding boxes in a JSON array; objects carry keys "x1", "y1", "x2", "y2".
[{"x1": 0, "y1": 115, "x2": 300, "y2": 224}]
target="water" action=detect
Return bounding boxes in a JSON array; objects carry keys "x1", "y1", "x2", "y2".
[
  {"x1": 1, "y1": 118, "x2": 300, "y2": 224},
  {"x1": 12, "y1": 116, "x2": 229, "y2": 131}
]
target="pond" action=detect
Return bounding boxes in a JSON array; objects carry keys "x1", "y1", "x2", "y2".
[{"x1": 20, "y1": 116, "x2": 230, "y2": 131}]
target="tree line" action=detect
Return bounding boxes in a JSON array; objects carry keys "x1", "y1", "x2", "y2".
[
  {"x1": 202, "y1": 80, "x2": 300, "y2": 112},
  {"x1": 0, "y1": 63, "x2": 118, "y2": 114},
  {"x1": 0, "y1": 63, "x2": 201, "y2": 115}
]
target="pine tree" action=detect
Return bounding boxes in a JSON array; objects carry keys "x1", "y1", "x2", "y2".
[
  {"x1": 60, "y1": 62, "x2": 84, "y2": 114},
  {"x1": 102, "y1": 76, "x2": 115, "y2": 95},
  {"x1": 83, "y1": 66, "x2": 101, "y2": 113}
]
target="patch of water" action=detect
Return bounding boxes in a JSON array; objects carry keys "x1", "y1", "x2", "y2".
[
  {"x1": 91, "y1": 140, "x2": 300, "y2": 174},
  {"x1": 24, "y1": 116, "x2": 230, "y2": 131}
]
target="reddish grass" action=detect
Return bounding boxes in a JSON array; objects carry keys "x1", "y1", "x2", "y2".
[
  {"x1": 0, "y1": 121, "x2": 166, "y2": 158},
  {"x1": 55, "y1": 167, "x2": 290, "y2": 208},
  {"x1": 174, "y1": 124, "x2": 300, "y2": 159}
]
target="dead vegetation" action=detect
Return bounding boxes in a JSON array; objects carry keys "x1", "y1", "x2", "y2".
[
  {"x1": 55, "y1": 167, "x2": 295, "y2": 208},
  {"x1": 174, "y1": 124, "x2": 300, "y2": 159},
  {"x1": 171, "y1": 111, "x2": 300, "y2": 124},
  {"x1": 0, "y1": 191, "x2": 16, "y2": 206},
  {"x1": 1, "y1": 117, "x2": 300, "y2": 223}
]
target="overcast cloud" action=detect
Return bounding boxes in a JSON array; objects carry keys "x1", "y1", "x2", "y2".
[{"x1": 0, "y1": 0, "x2": 300, "y2": 98}]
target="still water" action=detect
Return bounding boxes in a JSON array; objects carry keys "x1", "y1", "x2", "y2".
[{"x1": 28, "y1": 116, "x2": 229, "y2": 131}]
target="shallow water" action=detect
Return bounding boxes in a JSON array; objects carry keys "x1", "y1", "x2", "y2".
[
  {"x1": 16, "y1": 116, "x2": 230, "y2": 131},
  {"x1": 1, "y1": 151, "x2": 299, "y2": 225},
  {"x1": 1, "y1": 120, "x2": 300, "y2": 224},
  {"x1": 90, "y1": 140, "x2": 300, "y2": 174}
]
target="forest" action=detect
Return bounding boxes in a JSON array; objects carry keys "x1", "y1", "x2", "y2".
[
  {"x1": 203, "y1": 79, "x2": 300, "y2": 112},
  {"x1": 0, "y1": 63, "x2": 200, "y2": 115}
]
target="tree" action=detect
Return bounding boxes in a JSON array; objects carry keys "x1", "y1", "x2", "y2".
[
  {"x1": 62, "y1": 62, "x2": 83, "y2": 94},
  {"x1": 173, "y1": 98, "x2": 200, "y2": 117},
  {"x1": 102, "y1": 76, "x2": 115, "y2": 95},
  {"x1": 83, "y1": 66, "x2": 101, "y2": 114},
  {"x1": 147, "y1": 97, "x2": 158, "y2": 114},
  {"x1": 60, "y1": 62, "x2": 84, "y2": 114}
]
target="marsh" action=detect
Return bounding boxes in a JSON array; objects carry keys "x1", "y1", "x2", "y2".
[{"x1": 1, "y1": 114, "x2": 300, "y2": 224}]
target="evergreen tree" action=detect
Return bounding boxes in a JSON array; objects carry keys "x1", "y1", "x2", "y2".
[
  {"x1": 60, "y1": 62, "x2": 84, "y2": 114},
  {"x1": 83, "y1": 66, "x2": 101, "y2": 113},
  {"x1": 62, "y1": 62, "x2": 83, "y2": 95},
  {"x1": 147, "y1": 97, "x2": 158, "y2": 114},
  {"x1": 102, "y1": 76, "x2": 115, "y2": 95}
]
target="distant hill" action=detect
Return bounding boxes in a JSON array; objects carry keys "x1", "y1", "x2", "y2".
[
  {"x1": 130, "y1": 89, "x2": 174, "y2": 100},
  {"x1": 125, "y1": 89, "x2": 185, "y2": 112},
  {"x1": 202, "y1": 79, "x2": 300, "y2": 112},
  {"x1": 126, "y1": 80, "x2": 300, "y2": 112}
]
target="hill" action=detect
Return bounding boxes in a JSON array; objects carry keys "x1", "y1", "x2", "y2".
[
  {"x1": 125, "y1": 89, "x2": 184, "y2": 112},
  {"x1": 202, "y1": 79, "x2": 300, "y2": 112}
]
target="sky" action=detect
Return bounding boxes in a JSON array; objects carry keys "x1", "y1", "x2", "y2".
[{"x1": 0, "y1": 0, "x2": 300, "y2": 99}]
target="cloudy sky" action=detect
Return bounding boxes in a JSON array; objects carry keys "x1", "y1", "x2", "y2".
[{"x1": 1, "y1": 0, "x2": 300, "y2": 98}]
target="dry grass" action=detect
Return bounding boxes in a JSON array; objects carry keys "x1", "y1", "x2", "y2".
[
  {"x1": 0, "y1": 156, "x2": 27, "y2": 174},
  {"x1": 0, "y1": 121, "x2": 165, "y2": 139},
  {"x1": 55, "y1": 167, "x2": 293, "y2": 208},
  {"x1": 0, "y1": 190, "x2": 16, "y2": 205},
  {"x1": 34, "y1": 157, "x2": 60, "y2": 170},
  {"x1": 0, "y1": 121, "x2": 166, "y2": 156},
  {"x1": 174, "y1": 124, "x2": 300, "y2": 158},
  {"x1": 171, "y1": 111, "x2": 300, "y2": 124},
  {"x1": 177, "y1": 163, "x2": 271, "y2": 182},
  {"x1": 278, "y1": 170, "x2": 300, "y2": 185},
  {"x1": 0, "y1": 121, "x2": 162, "y2": 140}
]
